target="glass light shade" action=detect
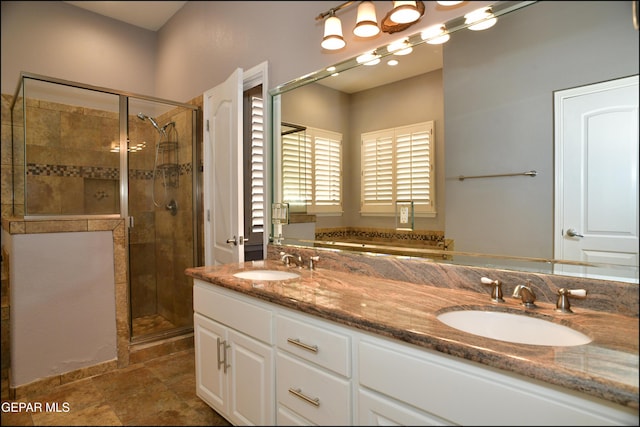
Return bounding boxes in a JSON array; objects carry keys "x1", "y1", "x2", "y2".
[
  {"x1": 436, "y1": 1, "x2": 463, "y2": 6},
  {"x1": 465, "y1": 7, "x2": 497, "y2": 31},
  {"x1": 353, "y1": 1, "x2": 380, "y2": 38},
  {"x1": 321, "y1": 15, "x2": 346, "y2": 50},
  {"x1": 390, "y1": 1, "x2": 420, "y2": 24},
  {"x1": 421, "y1": 24, "x2": 450, "y2": 44}
]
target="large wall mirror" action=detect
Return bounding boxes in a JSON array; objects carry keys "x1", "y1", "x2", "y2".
[{"x1": 269, "y1": 1, "x2": 639, "y2": 284}]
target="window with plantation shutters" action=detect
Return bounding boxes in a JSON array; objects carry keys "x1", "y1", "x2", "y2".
[
  {"x1": 361, "y1": 121, "x2": 435, "y2": 215},
  {"x1": 282, "y1": 130, "x2": 312, "y2": 210},
  {"x1": 249, "y1": 95, "x2": 264, "y2": 233},
  {"x1": 282, "y1": 126, "x2": 342, "y2": 214},
  {"x1": 312, "y1": 129, "x2": 342, "y2": 213}
]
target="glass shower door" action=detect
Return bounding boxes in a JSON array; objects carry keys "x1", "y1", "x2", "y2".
[{"x1": 127, "y1": 97, "x2": 197, "y2": 342}]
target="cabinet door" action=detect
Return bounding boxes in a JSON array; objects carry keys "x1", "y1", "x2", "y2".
[
  {"x1": 194, "y1": 313, "x2": 227, "y2": 415},
  {"x1": 358, "y1": 389, "x2": 452, "y2": 426},
  {"x1": 227, "y1": 328, "x2": 275, "y2": 426}
]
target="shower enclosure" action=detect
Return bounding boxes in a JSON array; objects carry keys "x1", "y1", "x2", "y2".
[{"x1": 10, "y1": 72, "x2": 201, "y2": 343}]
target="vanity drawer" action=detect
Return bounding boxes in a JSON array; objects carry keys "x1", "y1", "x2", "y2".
[
  {"x1": 193, "y1": 280, "x2": 273, "y2": 344},
  {"x1": 276, "y1": 313, "x2": 350, "y2": 377},
  {"x1": 276, "y1": 352, "x2": 351, "y2": 425}
]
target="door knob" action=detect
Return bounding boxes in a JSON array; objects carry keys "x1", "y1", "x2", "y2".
[
  {"x1": 226, "y1": 236, "x2": 237, "y2": 245},
  {"x1": 566, "y1": 228, "x2": 584, "y2": 238}
]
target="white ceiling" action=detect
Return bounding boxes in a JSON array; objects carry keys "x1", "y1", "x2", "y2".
[{"x1": 64, "y1": 1, "x2": 186, "y2": 31}]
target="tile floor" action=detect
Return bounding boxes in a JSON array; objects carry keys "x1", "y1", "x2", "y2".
[
  {"x1": 131, "y1": 314, "x2": 178, "y2": 338},
  {"x1": 1, "y1": 349, "x2": 231, "y2": 426}
]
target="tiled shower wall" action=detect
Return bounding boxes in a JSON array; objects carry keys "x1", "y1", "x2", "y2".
[{"x1": 127, "y1": 106, "x2": 196, "y2": 328}]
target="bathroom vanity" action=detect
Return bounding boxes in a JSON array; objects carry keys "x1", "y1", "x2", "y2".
[{"x1": 187, "y1": 256, "x2": 639, "y2": 426}]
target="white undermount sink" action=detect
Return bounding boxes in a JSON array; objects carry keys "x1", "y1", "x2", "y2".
[
  {"x1": 436, "y1": 310, "x2": 592, "y2": 347},
  {"x1": 233, "y1": 269, "x2": 300, "y2": 281}
]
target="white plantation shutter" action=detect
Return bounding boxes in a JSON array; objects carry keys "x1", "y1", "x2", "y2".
[
  {"x1": 312, "y1": 129, "x2": 342, "y2": 213},
  {"x1": 395, "y1": 123, "x2": 432, "y2": 207},
  {"x1": 282, "y1": 126, "x2": 342, "y2": 214},
  {"x1": 361, "y1": 121, "x2": 435, "y2": 215},
  {"x1": 250, "y1": 95, "x2": 264, "y2": 232},
  {"x1": 362, "y1": 130, "x2": 394, "y2": 211},
  {"x1": 282, "y1": 131, "x2": 312, "y2": 209}
]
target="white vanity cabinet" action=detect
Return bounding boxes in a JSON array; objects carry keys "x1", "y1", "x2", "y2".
[
  {"x1": 357, "y1": 335, "x2": 638, "y2": 426},
  {"x1": 193, "y1": 281, "x2": 275, "y2": 426},
  {"x1": 275, "y1": 313, "x2": 352, "y2": 425},
  {"x1": 192, "y1": 278, "x2": 638, "y2": 426}
]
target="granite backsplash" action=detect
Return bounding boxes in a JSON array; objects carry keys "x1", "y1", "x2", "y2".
[{"x1": 267, "y1": 244, "x2": 639, "y2": 318}]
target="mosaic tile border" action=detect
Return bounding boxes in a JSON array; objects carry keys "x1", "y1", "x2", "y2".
[
  {"x1": 316, "y1": 227, "x2": 445, "y2": 245},
  {"x1": 26, "y1": 163, "x2": 193, "y2": 180}
]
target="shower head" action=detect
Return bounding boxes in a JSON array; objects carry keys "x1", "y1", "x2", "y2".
[{"x1": 137, "y1": 113, "x2": 164, "y2": 135}]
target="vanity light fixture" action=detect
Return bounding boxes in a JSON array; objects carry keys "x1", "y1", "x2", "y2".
[
  {"x1": 465, "y1": 6, "x2": 497, "y2": 31},
  {"x1": 353, "y1": 1, "x2": 380, "y2": 37},
  {"x1": 321, "y1": 10, "x2": 346, "y2": 50},
  {"x1": 421, "y1": 24, "x2": 450, "y2": 44},
  {"x1": 317, "y1": 1, "x2": 430, "y2": 50},
  {"x1": 390, "y1": 1, "x2": 421, "y2": 24}
]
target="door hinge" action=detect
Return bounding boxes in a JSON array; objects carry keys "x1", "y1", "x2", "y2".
[
  {"x1": 207, "y1": 209, "x2": 210, "y2": 222},
  {"x1": 206, "y1": 119, "x2": 209, "y2": 132}
]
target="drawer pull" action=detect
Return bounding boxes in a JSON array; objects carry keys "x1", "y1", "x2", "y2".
[
  {"x1": 288, "y1": 388, "x2": 320, "y2": 407},
  {"x1": 287, "y1": 337, "x2": 318, "y2": 353}
]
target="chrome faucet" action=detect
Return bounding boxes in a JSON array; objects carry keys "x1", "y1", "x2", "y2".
[
  {"x1": 512, "y1": 283, "x2": 537, "y2": 308},
  {"x1": 280, "y1": 251, "x2": 303, "y2": 267},
  {"x1": 481, "y1": 277, "x2": 504, "y2": 302}
]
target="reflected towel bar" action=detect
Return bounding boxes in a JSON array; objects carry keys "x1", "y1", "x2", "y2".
[{"x1": 458, "y1": 170, "x2": 537, "y2": 181}]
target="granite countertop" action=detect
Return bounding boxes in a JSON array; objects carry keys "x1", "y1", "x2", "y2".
[{"x1": 186, "y1": 260, "x2": 639, "y2": 410}]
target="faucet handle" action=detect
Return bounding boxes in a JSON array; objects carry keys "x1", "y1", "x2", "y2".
[
  {"x1": 556, "y1": 288, "x2": 587, "y2": 313},
  {"x1": 481, "y1": 277, "x2": 504, "y2": 302},
  {"x1": 309, "y1": 256, "x2": 319, "y2": 270}
]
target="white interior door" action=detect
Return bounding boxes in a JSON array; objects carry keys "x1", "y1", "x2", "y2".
[
  {"x1": 554, "y1": 75, "x2": 639, "y2": 283},
  {"x1": 204, "y1": 68, "x2": 244, "y2": 266}
]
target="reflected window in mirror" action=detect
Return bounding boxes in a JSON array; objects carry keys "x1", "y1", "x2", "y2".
[
  {"x1": 282, "y1": 125, "x2": 343, "y2": 215},
  {"x1": 361, "y1": 121, "x2": 435, "y2": 216}
]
